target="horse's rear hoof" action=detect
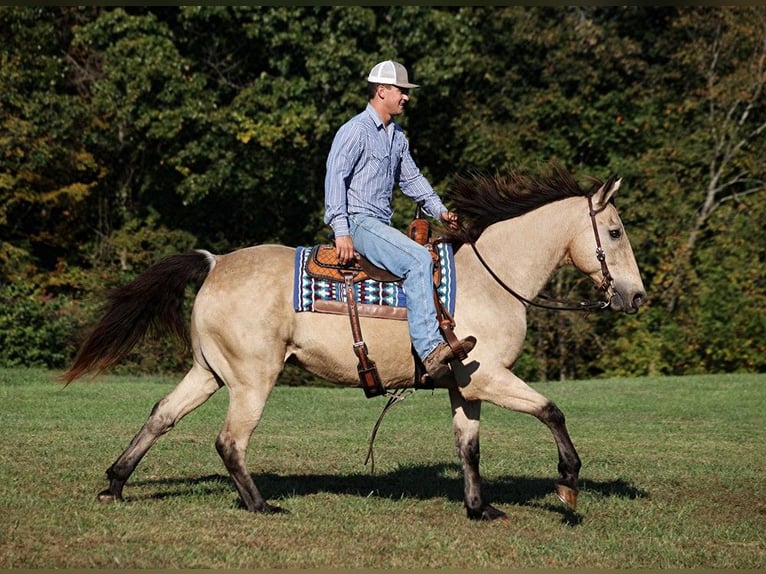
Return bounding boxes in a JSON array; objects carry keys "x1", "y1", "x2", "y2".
[
  {"x1": 555, "y1": 483, "x2": 578, "y2": 511},
  {"x1": 97, "y1": 490, "x2": 123, "y2": 503}
]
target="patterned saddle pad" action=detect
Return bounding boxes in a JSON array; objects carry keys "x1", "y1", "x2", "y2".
[{"x1": 293, "y1": 242, "x2": 456, "y2": 319}]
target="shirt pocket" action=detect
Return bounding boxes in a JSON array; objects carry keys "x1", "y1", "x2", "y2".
[{"x1": 369, "y1": 149, "x2": 391, "y2": 177}]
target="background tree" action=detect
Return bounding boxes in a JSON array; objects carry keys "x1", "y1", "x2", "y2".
[
  {"x1": 1, "y1": 6, "x2": 763, "y2": 377},
  {"x1": 602, "y1": 6, "x2": 766, "y2": 375},
  {"x1": 0, "y1": 7, "x2": 98, "y2": 286}
]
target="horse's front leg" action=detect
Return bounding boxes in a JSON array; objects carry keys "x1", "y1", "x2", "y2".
[
  {"x1": 455, "y1": 365, "x2": 581, "y2": 512},
  {"x1": 448, "y1": 388, "x2": 507, "y2": 521},
  {"x1": 538, "y1": 401, "x2": 581, "y2": 511}
]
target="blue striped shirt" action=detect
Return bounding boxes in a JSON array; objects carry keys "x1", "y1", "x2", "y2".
[{"x1": 324, "y1": 103, "x2": 447, "y2": 237}]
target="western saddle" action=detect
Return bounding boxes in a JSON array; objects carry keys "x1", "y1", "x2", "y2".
[{"x1": 305, "y1": 213, "x2": 467, "y2": 398}]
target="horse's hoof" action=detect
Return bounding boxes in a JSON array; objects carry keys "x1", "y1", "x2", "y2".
[
  {"x1": 468, "y1": 504, "x2": 508, "y2": 521},
  {"x1": 555, "y1": 483, "x2": 578, "y2": 511},
  {"x1": 97, "y1": 490, "x2": 122, "y2": 503}
]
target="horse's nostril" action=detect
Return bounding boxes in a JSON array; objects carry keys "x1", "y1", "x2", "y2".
[{"x1": 633, "y1": 292, "x2": 646, "y2": 308}]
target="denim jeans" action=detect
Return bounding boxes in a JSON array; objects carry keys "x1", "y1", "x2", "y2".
[{"x1": 349, "y1": 214, "x2": 443, "y2": 360}]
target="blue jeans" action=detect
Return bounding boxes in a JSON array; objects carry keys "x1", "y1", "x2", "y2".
[{"x1": 349, "y1": 214, "x2": 443, "y2": 360}]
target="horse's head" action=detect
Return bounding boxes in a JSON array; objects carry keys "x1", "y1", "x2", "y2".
[
  {"x1": 568, "y1": 177, "x2": 646, "y2": 314},
  {"x1": 447, "y1": 164, "x2": 646, "y2": 314}
]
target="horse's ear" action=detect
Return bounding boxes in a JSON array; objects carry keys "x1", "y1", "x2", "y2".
[{"x1": 591, "y1": 176, "x2": 621, "y2": 210}]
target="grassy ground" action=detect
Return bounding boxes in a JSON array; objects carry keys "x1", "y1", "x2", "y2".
[{"x1": 0, "y1": 367, "x2": 763, "y2": 568}]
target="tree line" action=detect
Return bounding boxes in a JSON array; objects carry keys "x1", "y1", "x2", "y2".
[{"x1": 1, "y1": 6, "x2": 764, "y2": 381}]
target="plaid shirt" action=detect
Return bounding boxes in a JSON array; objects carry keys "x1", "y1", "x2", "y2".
[{"x1": 324, "y1": 104, "x2": 447, "y2": 237}]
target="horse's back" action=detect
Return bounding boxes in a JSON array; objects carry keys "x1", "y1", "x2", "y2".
[{"x1": 211, "y1": 243, "x2": 296, "y2": 288}]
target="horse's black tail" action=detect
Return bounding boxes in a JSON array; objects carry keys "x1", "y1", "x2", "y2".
[{"x1": 62, "y1": 250, "x2": 215, "y2": 384}]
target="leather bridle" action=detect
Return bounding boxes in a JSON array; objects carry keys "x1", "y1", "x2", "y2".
[
  {"x1": 468, "y1": 194, "x2": 615, "y2": 313},
  {"x1": 587, "y1": 194, "x2": 615, "y2": 296}
]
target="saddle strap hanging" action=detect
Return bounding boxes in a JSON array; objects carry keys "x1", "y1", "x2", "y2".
[
  {"x1": 410, "y1": 214, "x2": 453, "y2": 349},
  {"x1": 343, "y1": 273, "x2": 386, "y2": 398},
  {"x1": 413, "y1": 287, "x2": 467, "y2": 390},
  {"x1": 433, "y1": 289, "x2": 468, "y2": 361}
]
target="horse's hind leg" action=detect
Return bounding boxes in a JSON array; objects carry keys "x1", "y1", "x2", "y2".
[
  {"x1": 213, "y1": 360, "x2": 283, "y2": 514},
  {"x1": 99, "y1": 362, "x2": 221, "y2": 502},
  {"x1": 448, "y1": 388, "x2": 507, "y2": 521}
]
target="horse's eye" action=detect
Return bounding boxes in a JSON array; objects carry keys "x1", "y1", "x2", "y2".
[{"x1": 609, "y1": 229, "x2": 622, "y2": 239}]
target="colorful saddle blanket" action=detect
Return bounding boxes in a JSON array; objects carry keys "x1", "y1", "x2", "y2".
[{"x1": 293, "y1": 242, "x2": 456, "y2": 318}]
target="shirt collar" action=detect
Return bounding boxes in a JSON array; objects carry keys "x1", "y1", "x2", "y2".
[{"x1": 365, "y1": 103, "x2": 389, "y2": 131}]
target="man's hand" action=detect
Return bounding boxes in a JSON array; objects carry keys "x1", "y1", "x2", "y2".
[
  {"x1": 334, "y1": 235, "x2": 355, "y2": 265},
  {"x1": 440, "y1": 211, "x2": 459, "y2": 231}
]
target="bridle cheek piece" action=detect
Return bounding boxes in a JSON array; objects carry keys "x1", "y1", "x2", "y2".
[
  {"x1": 587, "y1": 195, "x2": 615, "y2": 296},
  {"x1": 470, "y1": 194, "x2": 616, "y2": 313}
]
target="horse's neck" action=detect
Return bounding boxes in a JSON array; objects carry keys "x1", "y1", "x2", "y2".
[{"x1": 459, "y1": 198, "x2": 578, "y2": 301}]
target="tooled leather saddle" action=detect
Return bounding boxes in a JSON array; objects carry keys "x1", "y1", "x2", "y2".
[
  {"x1": 306, "y1": 244, "x2": 404, "y2": 284},
  {"x1": 304, "y1": 215, "x2": 466, "y2": 398}
]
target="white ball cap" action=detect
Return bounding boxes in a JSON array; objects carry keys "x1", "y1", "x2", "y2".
[{"x1": 367, "y1": 60, "x2": 419, "y2": 89}]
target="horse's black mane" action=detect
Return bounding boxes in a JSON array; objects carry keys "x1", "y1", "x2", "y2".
[{"x1": 444, "y1": 163, "x2": 611, "y2": 246}]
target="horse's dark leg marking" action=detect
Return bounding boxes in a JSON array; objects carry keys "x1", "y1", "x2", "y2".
[
  {"x1": 99, "y1": 400, "x2": 175, "y2": 502},
  {"x1": 215, "y1": 434, "x2": 282, "y2": 514},
  {"x1": 449, "y1": 388, "x2": 507, "y2": 521},
  {"x1": 458, "y1": 421, "x2": 483, "y2": 518},
  {"x1": 97, "y1": 367, "x2": 220, "y2": 503},
  {"x1": 214, "y1": 381, "x2": 284, "y2": 514},
  {"x1": 537, "y1": 401, "x2": 581, "y2": 510}
]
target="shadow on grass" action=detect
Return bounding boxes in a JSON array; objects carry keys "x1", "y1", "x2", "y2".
[{"x1": 128, "y1": 463, "x2": 647, "y2": 521}]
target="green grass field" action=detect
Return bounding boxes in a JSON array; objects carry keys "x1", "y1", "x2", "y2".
[{"x1": 0, "y1": 367, "x2": 763, "y2": 568}]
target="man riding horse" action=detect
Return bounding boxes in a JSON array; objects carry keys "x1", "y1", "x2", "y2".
[{"x1": 324, "y1": 60, "x2": 476, "y2": 380}]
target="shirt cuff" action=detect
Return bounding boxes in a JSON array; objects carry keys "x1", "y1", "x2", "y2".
[{"x1": 331, "y1": 217, "x2": 350, "y2": 237}]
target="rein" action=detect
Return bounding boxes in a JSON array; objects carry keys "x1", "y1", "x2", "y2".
[{"x1": 468, "y1": 195, "x2": 614, "y2": 313}]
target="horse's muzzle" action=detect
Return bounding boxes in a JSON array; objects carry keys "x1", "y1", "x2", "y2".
[{"x1": 610, "y1": 288, "x2": 646, "y2": 314}]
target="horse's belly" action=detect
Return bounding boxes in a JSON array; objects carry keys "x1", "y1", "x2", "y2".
[{"x1": 290, "y1": 312, "x2": 416, "y2": 387}]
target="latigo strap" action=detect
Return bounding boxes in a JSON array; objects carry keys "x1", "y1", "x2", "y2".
[{"x1": 343, "y1": 273, "x2": 386, "y2": 398}]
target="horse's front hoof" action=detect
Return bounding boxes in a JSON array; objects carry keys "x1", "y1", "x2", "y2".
[
  {"x1": 97, "y1": 489, "x2": 123, "y2": 503},
  {"x1": 555, "y1": 482, "x2": 578, "y2": 511},
  {"x1": 467, "y1": 504, "x2": 508, "y2": 521}
]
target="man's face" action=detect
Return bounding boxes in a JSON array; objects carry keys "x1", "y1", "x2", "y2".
[{"x1": 381, "y1": 85, "x2": 410, "y2": 116}]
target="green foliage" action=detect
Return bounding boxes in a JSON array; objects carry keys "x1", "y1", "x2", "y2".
[
  {"x1": 0, "y1": 7, "x2": 99, "y2": 274},
  {"x1": 1, "y1": 6, "x2": 764, "y2": 376},
  {"x1": 690, "y1": 199, "x2": 766, "y2": 372},
  {"x1": 0, "y1": 283, "x2": 79, "y2": 368}
]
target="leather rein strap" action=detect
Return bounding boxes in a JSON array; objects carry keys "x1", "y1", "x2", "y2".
[{"x1": 469, "y1": 194, "x2": 613, "y2": 313}]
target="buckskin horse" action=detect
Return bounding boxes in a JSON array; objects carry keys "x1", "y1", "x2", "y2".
[{"x1": 64, "y1": 164, "x2": 646, "y2": 520}]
